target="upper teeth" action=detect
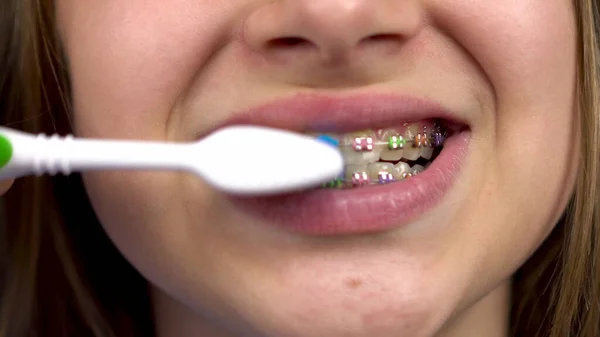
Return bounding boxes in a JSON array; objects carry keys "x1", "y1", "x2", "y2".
[
  {"x1": 318, "y1": 122, "x2": 448, "y2": 189},
  {"x1": 333, "y1": 124, "x2": 445, "y2": 165}
]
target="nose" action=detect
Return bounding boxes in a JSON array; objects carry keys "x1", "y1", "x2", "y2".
[{"x1": 243, "y1": 0, "x2": 423, "y2": 64}]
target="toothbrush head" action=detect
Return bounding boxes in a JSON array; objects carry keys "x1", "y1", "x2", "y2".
[{"x1": 194, "y1": 126, "x2": 344, "y2": 196}]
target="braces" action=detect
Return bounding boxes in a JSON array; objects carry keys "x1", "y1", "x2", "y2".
[
  {"x1": 319, "y1": 123, "x2": 448, "y2": 189},
  {"x1": 321, "y1": 170, "x2": 421, "y2": 189},
  {"x1": 340, "y1": 123, "x2": 446, "y2": 150}
]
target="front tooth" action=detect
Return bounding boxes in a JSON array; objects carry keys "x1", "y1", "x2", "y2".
[
  {"x1": 402, "y1": 124, "x2": 422, "y2": 160},
  {"x1": 345, "y1": 164, "x2": 368, "y2": 181},
  {"x1": 402, "y1": 147, "x2": 421, "y2": 161},
  {"x1": 393, "y1": 162, "x2": 411, "y2": 180},
  {"x1": 342, "y1": 130, "x2": 375, "y2": 148},
  {"x1": 342, "y1": 148, "x2": 380, "y2": 165},
  {"x1": 367, "y1": 163, "x2": 394, "y2": 179},
  {"x1": 404, "y1": 124, "x2": 419, "y2": 140},
  {"x1": 420, "y1": 147, "x2": 434, "y2": 160},
  {"x1": 341, "y1": 130, "x2": 381, "y2": 165},
  {"x1": 378, "y1": 129, "x2": 404, "y2": 161},
  {"x1": 380, "y1": 149, "x2": 404, "y2": 161}
]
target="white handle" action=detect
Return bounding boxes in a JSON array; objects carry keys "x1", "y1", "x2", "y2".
[{"x1": 0, "y1": 127, "x2": 194, "y2": 179}]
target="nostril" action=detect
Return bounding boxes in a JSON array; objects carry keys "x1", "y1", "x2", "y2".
[
  {"x1": 266, "y1": 37, "x2": 314, "y2": 50},
  {"x1": 359, "y1": 33, "x2": 403, "y2": 52},
  {"x1": 365, "y1": 34, "x2": 401, "y2": 42}
]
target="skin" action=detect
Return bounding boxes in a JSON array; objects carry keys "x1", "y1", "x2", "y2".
[{"x1": 40, "y1": 0, "x2": 579, "y2": 336}]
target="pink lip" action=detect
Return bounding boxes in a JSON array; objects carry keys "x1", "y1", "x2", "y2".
[
  {"x1": 221, "y1": 93, "x2": 471, "y2": 235},
  {"x1": 219, "y1": 93, "x2": 468, "y2": 133}
]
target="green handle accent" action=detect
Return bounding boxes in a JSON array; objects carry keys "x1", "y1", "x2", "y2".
[{"x1": 0, "y1": 135, "x2": 13, "y2": 169}]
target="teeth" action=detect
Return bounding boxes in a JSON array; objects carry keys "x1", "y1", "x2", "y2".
[
  {"x1": 393, "y1": 162, "x2": 411, "y2": 180},
  {"x1": 412, "y1": 164, "x2": 425, "y2": 174},
  {"x1": 342, "y1": 148, "x2": 381, "y2": 165},
  {"x1": 341, "y1": 131, "x2": 381, "y2": 165},
  {"x1": 378, "y1": 129, "x2": 404, "y2": 161},
  {"x1": 345, "y1": 164, "x2": 368, "y2": 181},
  {"x1": 342, "y1": 130, "x2": 376, "y2": 149},
  {"x1": 377, "y1": 126, "x2": 433, "y2": 162},
  {"x1": 420, "y1": 147, "x2": 434, "y2": 160},
  {"x1": 380, "y1": 149, "x2": 404, "y2": 161},
  {"x1": 404, "y1": 124, "x2": 419, "y2": 140},
  {"x1": 403, "y1": 124, "x2": 429, "y2": 160},
  {"x1": 317, "y1": 121, "x2": 449, "y2": 189},
  {"x1": 402, "y1": 146, "x2": 421, "y2": 161},
  {"x1": 367, "y1": 162, "x2": 394, "y2": 180}
]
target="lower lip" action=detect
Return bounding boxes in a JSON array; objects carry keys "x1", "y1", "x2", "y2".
[{"x1": 230, "y1": 131, "x2": 470, "y2": 236}]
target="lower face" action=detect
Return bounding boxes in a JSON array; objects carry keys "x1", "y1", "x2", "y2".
[{"x1": 56, "y1": 1, "x2": 578, "y2": 336}]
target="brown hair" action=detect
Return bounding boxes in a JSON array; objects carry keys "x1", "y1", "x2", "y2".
[
  {"x1": 0, "y1": 1, "x2": 153, "y2": 336},
  {"x1": 511, "y1": 1, "x2": 600, "y2": 336},
  {"x1": 0, "y1": 0, "x2": 598, "y2": 336}
]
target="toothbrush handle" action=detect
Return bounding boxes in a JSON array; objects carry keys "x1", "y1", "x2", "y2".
[{"x1": 0, "y1": 127, "x2": 193, "y2": 179}]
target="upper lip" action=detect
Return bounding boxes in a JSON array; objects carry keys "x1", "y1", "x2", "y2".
[{"x1": 214, "y1": 92, "x2": 469, "y2": 135}]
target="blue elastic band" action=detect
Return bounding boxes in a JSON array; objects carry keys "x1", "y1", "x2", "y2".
[{"x1": 316, "y1": 134, "x2": 340, "y2": 148}]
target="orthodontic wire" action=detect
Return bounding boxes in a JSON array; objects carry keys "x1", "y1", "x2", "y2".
[{"x1": 320, "y1": 123, "x2": 449, "y2": 188}]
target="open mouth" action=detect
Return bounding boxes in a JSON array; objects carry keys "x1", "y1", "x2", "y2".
[
  {"x1": 223, "y1": 93, "x2": 471, "y2": 235},
  {"x1": 317, "y1": 119, "x2": 459, "y2": 188}
]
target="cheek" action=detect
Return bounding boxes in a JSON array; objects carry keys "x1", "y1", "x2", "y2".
[
  {"x1": 432, "y1": 1, "x2": 578, "y2": 198},
  {"x1": 56, "y1": 0, "x2": 231, "y2": 140},
  {"x1": 81, "y1": 170, "x2": 226, "y2": 287},
  {"x1": 450, "y1": 0, "x2": 578, "y2": 279},
  {"x1": 430, "y1": 0, "x2": 575, "y2": 93},
  {"x1": 56, "y1": 0, "x2": 238, "y2": 272},
  {"x1": 81, "y1": 172, "x2": 186, "y2": 254},
  {"x1": 431, "y1": 0, "x2": 577, "y2": 128},
  {"x1": 402, "y1": 0, "x2": 579, "y2": 302}
]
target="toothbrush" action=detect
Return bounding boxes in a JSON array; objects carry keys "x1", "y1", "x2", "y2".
[{"x1": 0, "y1": 126, "x2": 344, "y2": 196}]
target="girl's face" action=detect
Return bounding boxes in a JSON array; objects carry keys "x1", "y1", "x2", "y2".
[{"x1": 56, "y1": 1, "x2": 577, "y2": 336}]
